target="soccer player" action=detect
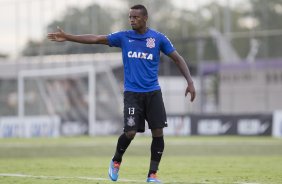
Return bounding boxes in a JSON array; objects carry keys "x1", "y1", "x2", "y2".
[{"x1": 48, "y1": 4, "x2": 196, "y2": 183}]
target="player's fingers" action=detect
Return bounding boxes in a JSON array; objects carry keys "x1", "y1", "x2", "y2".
[
  {"x1": 47, "y1": 34, "x2": 55, "y2": 40},
  {"x1": 190, "y1": 91, "x2": 196, "y2": 102},
  {"x1": 47, "y1": 34, "x2": 59, "y2": 41},
  {"x1": 47, "y1": 33, "x2": 54, "y2": 38},
  {"x1": 185, "y1": 87, "x2": 189, "y2": 97},
  {"x1": 47, "y1": 35, "x2": 53, "y2": 40}
]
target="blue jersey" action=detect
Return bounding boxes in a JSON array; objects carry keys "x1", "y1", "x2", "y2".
[{"x1": 107, "y1": 28, "x2": 175, "y2": 92}]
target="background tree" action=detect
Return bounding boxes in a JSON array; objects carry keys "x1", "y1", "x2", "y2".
[
  {"x1": 249, "y1": 0, "x2": 282, "y2": 58},
  {"x1": 22, "y1": 4, "x2": 116, "y2": 56},
  {"x1": 21, "y1": 0, "x2": 282, "y2": 62}
]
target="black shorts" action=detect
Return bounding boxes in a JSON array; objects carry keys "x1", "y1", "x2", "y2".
[{"x1": 123, "y1": 90, "x2": 167, "y2": 133}]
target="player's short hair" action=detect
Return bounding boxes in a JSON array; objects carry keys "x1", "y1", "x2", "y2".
[{"x1": 130, "y1": 4, "x2": 148, "y2": 17}]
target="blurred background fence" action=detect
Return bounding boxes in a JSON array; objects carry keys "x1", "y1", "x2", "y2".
[{"x1": 0, "y1": 0, "x2": 282, "y2": 137}]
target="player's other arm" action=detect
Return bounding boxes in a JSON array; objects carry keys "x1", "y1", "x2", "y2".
[
  {"x1": 47, "y1": 27, "x2": 109, "y2": 45},
  {"x1": 168, "y1": 51, "x2": 196, "y2": 102}
]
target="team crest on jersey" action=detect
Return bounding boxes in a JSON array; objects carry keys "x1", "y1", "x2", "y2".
[
  {"x1": 146, "y1": 38, "x2": 155, "y2": 48},
  {"x1": 127, "y1": 116, "x2": 135, "y2": 127}
]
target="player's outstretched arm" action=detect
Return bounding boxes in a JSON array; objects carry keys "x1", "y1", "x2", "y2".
[
  {"x1": 168, "y1": 51, "x2": 196, "y2": 102},
  {"x1": 47, "y1": 27, "x2": 109, "y2": 45}
]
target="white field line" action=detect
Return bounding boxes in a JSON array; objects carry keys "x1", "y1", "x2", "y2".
[
  {"x1": 0, "y1": 173, "x2": 261, "y2": 184},
  {"x1": 0, "y1": 173, "x2": 144, "y2": 183}
]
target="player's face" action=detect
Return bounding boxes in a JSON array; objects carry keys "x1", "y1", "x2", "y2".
[{"x1": 129, "y1": 9, "x2": 147, "y2": 31}]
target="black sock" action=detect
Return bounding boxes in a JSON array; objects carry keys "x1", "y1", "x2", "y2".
[
  {"x1": 112, "y1": 133, "x2": 132, "y2": 163},
  {"x1": 148, "y1": 136, "x2": 164, "y2": 177}
]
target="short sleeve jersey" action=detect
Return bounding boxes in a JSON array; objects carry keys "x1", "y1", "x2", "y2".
[{"x1": 107, "y1": 28, "x2": 175, "y2": 92}]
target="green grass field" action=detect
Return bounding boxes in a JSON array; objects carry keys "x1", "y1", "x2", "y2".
[{"x1": 0, "y1": 136, "x2": 282, "y2": 184}]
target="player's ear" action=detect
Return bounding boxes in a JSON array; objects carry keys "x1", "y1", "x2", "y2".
[{"x1": 144, "y1": 15, "x2": 148, "y2": 22}]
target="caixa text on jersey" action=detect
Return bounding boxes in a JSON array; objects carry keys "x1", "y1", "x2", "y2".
[{"x1": 127, "y1": 51, "x2": 153, "y2": 60}]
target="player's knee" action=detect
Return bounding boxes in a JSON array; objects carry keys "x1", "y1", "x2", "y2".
[
  {"x1": 125, "y1": 131, "x2": 136, "y2": 140},
  {"x1": 151, "y1": 128, "x2": 163, "y2": 137}
]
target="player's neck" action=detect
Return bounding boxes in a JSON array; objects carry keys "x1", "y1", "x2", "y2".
[{"x1": 135, "y1": 27, "x2": 148, "y2": 35}]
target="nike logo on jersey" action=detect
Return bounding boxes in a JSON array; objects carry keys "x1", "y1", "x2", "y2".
[
  {"x1": 128, "y1": 39, "x2": 135, "y2": 42},
  {"x1": 128, "y1": 51, "x2": 153, "y2": 60}
]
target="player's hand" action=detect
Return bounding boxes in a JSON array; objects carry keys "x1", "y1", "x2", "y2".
[
  {"x1": 47, "y1": 26, "x2": 67, "y2": 42},
  {"x1": 185, "y1": 83, "x2": 196, "y2": 102}
]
